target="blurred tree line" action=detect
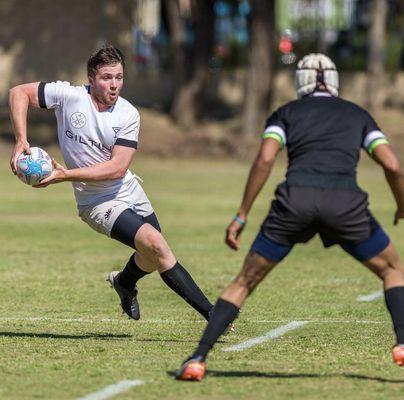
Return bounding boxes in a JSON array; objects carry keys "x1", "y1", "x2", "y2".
[
  {"x1": 163, "y1": 0, "x2": 275, "y2": 137},
  {"x1": 0, "y1": 0, "x2": 403, "y2": 143},
  {"x1": 158, "y1": 0, "x2": 403, "y2": 135}
]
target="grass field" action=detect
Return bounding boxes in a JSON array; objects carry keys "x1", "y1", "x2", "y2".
[{"x1": 1, "y1": 151, "x2": 404, "y2": 399}]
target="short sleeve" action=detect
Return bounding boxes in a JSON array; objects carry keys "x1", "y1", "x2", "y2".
[
  {"x1": 38, "y1": 81, "x2": 72, "y2": 109},
  {"x1": 261, "y1": 109, "x2": 287, "y2": 149},
  {"x1": 114, "y1": 108, "x2": 140, "y2": 149},
  {"x1": 361, "y1": 112, "x2": 389, "y2": 154}
]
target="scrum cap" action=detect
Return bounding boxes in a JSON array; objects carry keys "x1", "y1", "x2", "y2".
[{"x1": 295, "y1": 53, "x2": 339, "y2": 98}]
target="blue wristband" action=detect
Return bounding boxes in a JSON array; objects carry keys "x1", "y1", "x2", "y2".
[{"x1": 234, "y1": 216, "x2": 247, "y2": 225}]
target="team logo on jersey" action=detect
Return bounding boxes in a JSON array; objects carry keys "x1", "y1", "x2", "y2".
[
  {"x1": 70, "y1": 112, "x2": 86, "y2": 129},
  {"x1": 112, "y1": 127, "x2": 121, "y2": 138}
]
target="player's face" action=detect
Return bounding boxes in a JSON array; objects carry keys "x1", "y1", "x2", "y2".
[{"x1": 89, "y1": 63, "x2": 124, "y2": 108}]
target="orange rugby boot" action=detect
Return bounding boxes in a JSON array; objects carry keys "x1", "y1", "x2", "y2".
[
  {"x1": 175, "y1": 356, "x2": 206, "y2": 381},
  {"x1": 392, "y1": 345, "x2": 404, "y2": 366}
]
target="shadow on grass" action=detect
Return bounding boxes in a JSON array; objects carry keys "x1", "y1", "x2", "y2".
[
  {"x1": 0, "y1": 331, "x2": 132, "y2": 340},
  {"x1": 0, "y1": 331, "x2": 207, "y2": 343},
  {"x1": 207, "y1": 370, "x2": 404, "y2": 384},
  {"x1": 167, "y1": 370, "x2": 404, "y2": 384}
]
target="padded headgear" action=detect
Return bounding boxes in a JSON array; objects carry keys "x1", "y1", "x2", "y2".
[{"x1": 295, "y1": 53, "x2": 339, "y2": 98}]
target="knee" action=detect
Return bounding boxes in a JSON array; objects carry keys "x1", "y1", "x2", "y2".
[
  {"x1": 379, "y1": 260, "x2": 404, "y2": 280},
  {"x1": 143, "y1": 231, "x2": 170, "y2": 259}
]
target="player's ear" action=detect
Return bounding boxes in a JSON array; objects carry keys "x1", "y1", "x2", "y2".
[{"x1": 88, "y1": 75, "x2": 95, "y2": 86}]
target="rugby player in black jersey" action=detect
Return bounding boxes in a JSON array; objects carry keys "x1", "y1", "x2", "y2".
[{"x1": 176, "y1": 54, "x2": 404, "y2": 381}]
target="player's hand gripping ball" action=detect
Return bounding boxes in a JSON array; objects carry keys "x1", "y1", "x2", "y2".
[{"x1": 16, "y1": 147, "x2": 53, "y2": 186}]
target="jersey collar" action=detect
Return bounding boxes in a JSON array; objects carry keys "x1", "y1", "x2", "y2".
[{"x1": 310, "y1": 91, "x2": 333, "y2": 97}]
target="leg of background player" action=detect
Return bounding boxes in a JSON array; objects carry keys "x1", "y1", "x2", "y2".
[
  {"x1": 362, "y1": 242, "x2": 404, "y2": 365},
  {"x1": 176, "y1": 251, "x2": 278, "y2": 381}
]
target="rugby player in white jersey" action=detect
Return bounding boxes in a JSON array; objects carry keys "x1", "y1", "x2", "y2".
[
  {"x1": 9, "y1": 45, "x2": 217, "y2": 324},
  {"x1": 176, "y1": 54, "x2": 404, "y2": 381}
]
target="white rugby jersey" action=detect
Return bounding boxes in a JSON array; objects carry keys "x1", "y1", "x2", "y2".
[{"x1": 39, "y1": 81, "x2": 142, "y2": 209}]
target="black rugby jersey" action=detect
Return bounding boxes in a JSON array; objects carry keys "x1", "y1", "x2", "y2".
[{"x1": 263, "y1": 93, "x2": 388, "y2": 188}]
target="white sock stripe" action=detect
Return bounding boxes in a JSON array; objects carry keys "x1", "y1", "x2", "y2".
[
  {"x1": 222, "y1": 320, "x2": 309, "y2": 352},
  {"x1": 76, "y1": 380, "x2": 145, "y2": 400}
]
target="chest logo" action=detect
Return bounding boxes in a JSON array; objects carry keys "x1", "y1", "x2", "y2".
[
  {"x1": 112, "y1": 127, "x2": 121, "y2": 138},
  {"x1": 70, "y1": 112, "x2": 86, "y2": 129}
]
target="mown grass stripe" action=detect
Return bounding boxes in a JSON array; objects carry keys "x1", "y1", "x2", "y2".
[
  {"x1": 76, "y1": 380, "x2": 145, "y2": 400},
  {"x1": 222, "y1": 320, "x2": 309, "y2": 352}
]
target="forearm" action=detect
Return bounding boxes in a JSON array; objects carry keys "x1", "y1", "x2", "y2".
[
  {"x1": 64, "y1": 160, "x2": 127, "y2": 182},
  {"x1": 9, "y1": 87, "x2": 30, "y2": 142},
  {"x1": 237, "y1": 158, "x2": 273, "y2": 218},
  {"x1": 385, "y1": 169, "x2": 404, "y2": 211}
]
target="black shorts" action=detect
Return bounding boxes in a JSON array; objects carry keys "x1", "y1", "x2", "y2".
[
  {"x1": 110, "y1": 209, "x2": 161, "y2": 249},
  {"x1": 251, "y1": 183, "x2": 389, "y2": 262}
]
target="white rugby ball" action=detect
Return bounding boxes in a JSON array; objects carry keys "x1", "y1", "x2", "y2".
[{"x1": 16, "y1": 147, "x2": 53, "y2": 186}]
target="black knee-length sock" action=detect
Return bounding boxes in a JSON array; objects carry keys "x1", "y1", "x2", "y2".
[
  {"x1": 160, "y1": 262, "x2": 213, "y2": 320},
  {"x1": 117, "y1": 253, "x2": 150, "y2": 291},
  {"x1": 385, "y1": 286, "x2": 404, "y2": 344},
  {"x1": 192, "y1": 298, "x2": 240, "y2": 361}
]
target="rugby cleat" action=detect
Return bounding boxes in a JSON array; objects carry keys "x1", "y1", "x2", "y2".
[
  {"x1": 224, "y1": 322, "x2": 236, "y2": 335},
  {"x1": 392, "y1": 344, "x2": 404, "y2": 366},
  {"x1": 107, "y1": 271, "x2": 140, "y2": 320},
  {"x1": 175, "y1": 356, "x2": 206, "y2": 381}
]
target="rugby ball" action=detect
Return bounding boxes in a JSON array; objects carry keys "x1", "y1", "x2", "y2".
[{"x1": 16, "y1": 147, "x2": 53, "y2": 186}]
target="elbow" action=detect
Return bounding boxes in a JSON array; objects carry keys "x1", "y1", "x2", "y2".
[
  {"x1": 9, "y1": 85, "x2": 26, "y2": 106},
  {"x1": 255, "y1": 155, "x2": 274, "y2": 170},
  {"x1": 8, "y1": 86, "x2": 19, "y2": 102},
  {"x1": 9, "y1": 85, "x2": 23, "y2": 97}
]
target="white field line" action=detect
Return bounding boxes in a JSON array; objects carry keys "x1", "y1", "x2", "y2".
[
  {"x1": 222, "y1": 320, "x2": 309, "y2": 352},
  {"x1": 77, "y1": 380, "x2": 145, "y2": 400},
  {"x1": 0, "y1": 317, "x2": 388, "y2": 324},
  {"x1": 357, "y1": 290, "x2": 383, "y2": 302}
]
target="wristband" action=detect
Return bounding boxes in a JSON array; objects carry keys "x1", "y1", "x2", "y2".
[{"x1": 234, "y1": 216, "x2": 247, "y2": 225}]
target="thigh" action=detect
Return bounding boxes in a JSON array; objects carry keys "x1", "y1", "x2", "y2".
[
  {"x1": 339, "y1": 221, "x2": 390, "y2": 262},
  {"x1": 144, "y1": 212, "x2": 161, "y2": 233},
  {"x1": 222, "y1": 250, "x2": 280, "y2": 307},
  {"x1": 362, "y1": 242, "x2": 401, "y2": 276},
  {"x1": 110, "y1": 209, "x2": 160, "y2": 249},
  {"x1": 239, "y1": 250, "x2": 279, "y2": 282},
  {"x1": 79, "y1": 200, "x2": 130, "y2": 237},
  {"x1": 360, "y1": 242, "x2": 404, "y2": 289}
]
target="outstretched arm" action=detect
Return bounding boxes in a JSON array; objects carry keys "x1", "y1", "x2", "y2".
[
  {"x1": 226, "y1": 138, "x2": 281, "y2": 250},
  {"x1": 372, "y1": 144, "x2": 404, "y2": 225},
  {"x1": 9, "y1": 82, "x2": 42, "y2": 173}
]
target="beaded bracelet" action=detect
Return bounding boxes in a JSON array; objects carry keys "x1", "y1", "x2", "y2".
[{"x1": 233, "y1": 216, "x2": 247, "y2": 225}]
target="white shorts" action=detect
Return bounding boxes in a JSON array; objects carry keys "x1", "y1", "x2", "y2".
[{"x1": 79, "y1": 187, "x2": 153, "y2": 237}]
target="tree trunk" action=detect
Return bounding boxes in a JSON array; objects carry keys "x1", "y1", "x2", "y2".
[
  {"x1": 168, "y1": 0, "x2": 214, "y2": 127},
  {"x1": 367, "y1": 0, "x2": 388, "y2": 113},
  {"x1": 165, "y1": 0, "x2": 186, "y2": 79},
  {"x1": 241, "y1": 0, "x2": 276, "y2": 138}
]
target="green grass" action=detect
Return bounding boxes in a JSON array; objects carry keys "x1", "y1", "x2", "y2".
[{"x1": 1, "y1": 152, "x2": 404, "y2": 399}]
